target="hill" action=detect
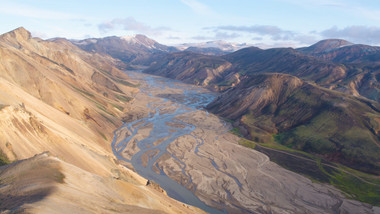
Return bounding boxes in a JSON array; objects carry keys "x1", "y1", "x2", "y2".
[{"x1": 207, "y1": 73, "x2": 380, "y2": 174}]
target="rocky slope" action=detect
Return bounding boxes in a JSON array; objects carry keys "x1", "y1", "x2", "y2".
[
  {"x1": 144, "y1": 51, "x2": 232, "y2": 88},
  {"x1": 207, "y1": 73, "x2": 380, "y2": 174},
  {"x1": 146, "y1": 41, "x2": 380, "y2": 103},
  {"x1": 0, "y1": 27, "x2": 203, "y2": 214},
  {"x1": 72, "y1": 34, "x2": 178, "y2": 65}
]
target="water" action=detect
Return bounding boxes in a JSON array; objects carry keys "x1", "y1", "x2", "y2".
[{"x1": 112, "y1": 70, "x2": 225, "y2": 214}]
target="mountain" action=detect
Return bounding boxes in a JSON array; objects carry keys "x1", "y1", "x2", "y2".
[
  {"x1": 146, "y1": 44, "x2": 380, "y2": 104},
  {"x1": 144, "y1": 51, "x2": 232, "y2": 88},
  {"x1": 145, "y1": 46, "x2": 348, "y2": 91},
  {"x1": 144, "y1": 43, "x2": 380, "y2": 174},
  {"x1": 72, "y1": 34, "x2": 178, "y2": 65},
  {"x1": 0, "y1": 27, "x2": 203, "y2": 213},
  {"x1": 207, "y1": 73, "x2": 380, "y2": 174},
  {"x1": 177, "y1": 40, "x2": 250, "y2": 52},
  {"x1": 183, "y1": 46, "x2": 228, "y2": 56},
  {"x1": 298, "y1": 39, "x2": 380, "y2": 63}
]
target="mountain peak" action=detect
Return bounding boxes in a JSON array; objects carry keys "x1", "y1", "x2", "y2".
[
  {"x1": 7, "y1": 27, "x2": 31, "y2": 40},
  {"x1": 304, "y1": 39, "x2": 353, "y2": 53}
]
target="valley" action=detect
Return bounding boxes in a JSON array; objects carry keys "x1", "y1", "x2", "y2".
[
  {"x1": 0, "y1": 26, "x2": 380, "y2": 214},
  {"x1": 112, "y1": 70, "x2": 379, "y2": 213}
]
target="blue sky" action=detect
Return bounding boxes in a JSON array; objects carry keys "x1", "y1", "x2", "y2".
[{"x1": 1, "y1": 0, "x2": 380, "y2": 47}]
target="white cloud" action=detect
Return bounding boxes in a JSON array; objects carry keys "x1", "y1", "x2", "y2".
[
  {"x1": 180, "y1": 0, "x2": 219, "y2": 17},
  {"x1": 321, "y1": 25, "x2": 380, "y2": 45},
  {"x1": 98, "y1": 17, "x2": 170, "y2": 36}
]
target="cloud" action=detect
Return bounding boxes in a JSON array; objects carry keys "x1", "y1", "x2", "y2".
[
  {"x1": 180, "y1": 0, "x2": 219, "y2": 17},
  {"x1": 192, "y1": 32, "x2": 240, "y2": 41},
  {"x1": 321, "y1": 25, "x2": 380, "y2": 44},
  {"x1": 98, "y1": 17, "x2": 170, "y2": 35},
  {"x1": 208, "y1": 25, "x2": 296, "y2": 41}
]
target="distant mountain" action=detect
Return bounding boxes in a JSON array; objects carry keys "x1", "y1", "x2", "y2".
[
  {"x1": 145, "y1": 46, "x2": 348, "y2": 91},
  {"x1": 177, "y1": 40, "x2": 250, "y2": 52},
  {"x1": 72, "y1": 34, "x2": 178, "y2": 65},
  {"x1": 221, "y1": 47, "x2": 347, "y2": 85},
  {"x1": 207, "y1": 73, "x2": 380, "y2": 174},
  {"x1": 144, "y1": 51, "x2": 231, "y2": 88},
  {"x1": 183, "y1": 46, "x2": 228, "y2": 56},
  {"x1": 298, "y1": 39, "x2": 380, "y2": 63}
]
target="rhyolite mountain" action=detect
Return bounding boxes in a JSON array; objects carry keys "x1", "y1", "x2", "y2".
[
  {"x1": 0, "y1": 27, "x2": 204, "y2": 214},
  {"x1": 144, "y1": 51, "x2": 232, "y2": 88},
  {"x1": 146, "y1": 41, "x2": 380, "y2": 102},
  {"x1": 72, "y1": 34, "x2": 178, "y2": 66},
  {"x1": 144, "y1": 40, "x2": 380, "y2": 175},
  {"x1": 206, "y1": 73, "x2": 380, "y2": 174},
  {"x1": 298, "y1": 39, "x2": 380, "y2": 63}
]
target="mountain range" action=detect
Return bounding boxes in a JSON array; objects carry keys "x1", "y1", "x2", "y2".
[
  {"x1": 1, "y1": 27, "x2": 380, "y2": 213},
  {"x1": 144, "y1": 39, "x2": 380, "y2": 175}
]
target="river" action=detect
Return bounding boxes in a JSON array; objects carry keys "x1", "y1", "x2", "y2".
[{"x1": 111, "y1": 70, "x2": 225, "y2": 214}]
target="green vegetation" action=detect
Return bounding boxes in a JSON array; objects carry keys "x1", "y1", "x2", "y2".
[
  {"x1": 229, "y1": 127, "x2": 242, "y2": 136},
  {"x1": 71, "y1": 85, "x2": 95, "y2": 97},
  {"x1": 238, "y1": 139, "x2": 255, "y2": 149},
  {"x1": 99, "y1": 112, "x2": 117, "y2": 126},
  {"x1": 96, "y1": 104, "x2": 115, "y2": 117},
  {"x1": 0, "y1": 149, "x2": 10, "y2": 166},
  {"x1": 100, "y1": 69, "x2": 140, "y2": 87},
  {"x1": 111, "y1": 103, "x2": 124, "y2": 111},
  {"x1": 98, "y1": 131, "x2": 107, "y2": 141},
  {"x1": 217, "y1": 80, "x2": 233, "y2": 86},
  {"x1": 116, "y1": 94, "x2": 132, "y2": 103},
  {"x1": 233, "y1": 131, "x2": 380, "y2": 206}
]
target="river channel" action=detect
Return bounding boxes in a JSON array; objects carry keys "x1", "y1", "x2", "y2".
[{"x1": 111, "y1": 70, "x2": 225, "y2": 214}]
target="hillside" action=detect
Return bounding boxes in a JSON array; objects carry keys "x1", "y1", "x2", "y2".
[
  {"x1": 144, "y1": 51, "x2": 232, "y2": 88},
  {"x1": 0, "y1": 27, "x2": 203, "y2": 213},
  {"x1": 207, "y1": 73, "x2": 380, "y2": 174}
]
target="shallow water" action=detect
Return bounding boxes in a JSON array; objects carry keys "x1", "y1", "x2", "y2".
[{"x1": 112, "y1": 71, "x2": 225, "y2": 214}]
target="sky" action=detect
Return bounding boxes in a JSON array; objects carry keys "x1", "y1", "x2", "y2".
[{"x1": 1, "y1": 0, "x2": 380, "y2": 48}]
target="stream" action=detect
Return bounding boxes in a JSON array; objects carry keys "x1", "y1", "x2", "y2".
[{"x1": 111, "y1": 70, "x2": 225, "y2": 214}]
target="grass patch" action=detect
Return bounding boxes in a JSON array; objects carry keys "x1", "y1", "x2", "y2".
[
  {"x1": 96, "y1": 104, "x2": 115, "y2": 117},
  {"x1": 229, "y1": 127, "x2": 242, "y2": 136},
  {"x1": 0, "y1": 149, "x2": 10, "y2": 166},
  {"x1": 328, "y1": 169, "x2": 380, "y2": 206},
  {"x1": 236, "y1": 132, "x2": 380, "y2": 206},
  {"x1": 98, "y1": 131, "x2": 107, "y2": 141},
  {"x1": 238, "y1": 139, "x2": 256, "y2": 149},
  {"x1": 99, "y1": 112, "x2": 117, "y2": 126},
  {"x1": 116, "y1": 94, "x2": 132, "y2": 103},
  {"x1": 111, "y1": 103, "x2": 124, "y2": 111},
  {"x1": 71, "y1": 85, "x2": 95, "y2": 97}
]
